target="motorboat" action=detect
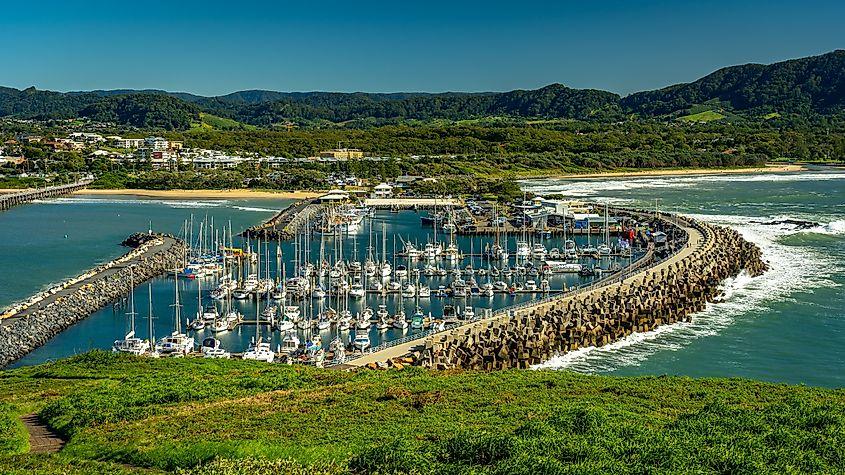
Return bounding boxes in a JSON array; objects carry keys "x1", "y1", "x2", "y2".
[
  {"x1": 280, "y1": 331, "x2": 301, "y2": 354},
  {"x1": 353, "y1": 329, "x2": 371, "y2": 351},
  {"x1": 201, "y1": 337, "x2": 230, "y2": 358}
]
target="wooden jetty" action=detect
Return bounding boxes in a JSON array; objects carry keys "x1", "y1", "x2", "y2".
[{"x1": 0, "y1": 179, "x2": 93, "y2": 212}]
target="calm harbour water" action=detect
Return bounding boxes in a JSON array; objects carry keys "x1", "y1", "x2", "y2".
[
  {"x1": 2, "y1": 194, "x2": 624, "y2": 368},
  {"x1": 522, "y1": 167, "x2": 845, "y2": 388}
]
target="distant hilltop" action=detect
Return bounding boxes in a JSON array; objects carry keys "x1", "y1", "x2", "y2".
[{"x1": 1, "y1": 50, "x2": 844, "y2": 129}]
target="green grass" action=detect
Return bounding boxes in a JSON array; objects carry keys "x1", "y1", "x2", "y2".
[
  {"x1": 190, "y1": 113, "x2": 258, "y2": 131},
  {"x1": 677, "y1": 110, "x2": 727, "y2": 122},
  {"x1": 0, "y1": 352, "x2": 843, "y2": 474},
  {"x1": 763, "y1": 112, "x2": 782, "y2": 120}
]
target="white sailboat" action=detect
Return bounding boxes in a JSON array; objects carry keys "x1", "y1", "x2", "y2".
[
  {"x1": 112, "y1": 268, "x2": 150, "y2": 355},
  {"x1": 155, "y1": 273, "x2": 194, "y2": 356}
]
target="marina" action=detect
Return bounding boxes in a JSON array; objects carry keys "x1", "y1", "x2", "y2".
[
  {"x1": 0, "y1": 170, "x2": 841, "y2": 386},
  {"x1": 1, "y1": 195, "x2": 652, "y2": 367}
]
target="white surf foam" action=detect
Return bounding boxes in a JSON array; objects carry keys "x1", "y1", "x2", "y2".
[
  {"x1": 535, "y1": 213, "x2": 842, "y2": 373},
  {"x1": 230, "y1": 206, "x2": 280, "y2": 213},
  {"x1": 520, "y1": 170, "x2": 845, "y2": 197}
]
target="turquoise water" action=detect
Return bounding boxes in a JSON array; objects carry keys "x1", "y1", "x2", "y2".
[
  {"x1": 3, "y1": 195, "x2": 627, "y2": 368},
  {"x1": 522, "y1": 168, "x2": 845, "y2": 388}
]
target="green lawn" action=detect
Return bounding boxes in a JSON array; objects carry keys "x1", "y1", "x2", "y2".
[
  {"x1": 677, "y1": 110, "x2": 727, "y2": 122},
  {"x1": 190, "y1": 113, "x2": 258, "y2": 131},
  {"x1": 0, "y1": 352, "x2": 843, "y2": 474}
]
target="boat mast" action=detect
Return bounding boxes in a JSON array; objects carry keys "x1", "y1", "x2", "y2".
[
  {"x1": 148, "y1": 282, "x2": 155, "y2": 346},
  {"x1": 172, "y1": 272, "x2": 182, "y2": 335},
  {"x1": 127, "y1": 267, "x2": 136, "y2": 338}
]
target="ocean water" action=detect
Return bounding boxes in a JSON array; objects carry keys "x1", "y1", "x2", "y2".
[
  {"x1": 2, "y1": 194, "x2": 629, "y2": 368},
  {"x1": 522, "y1": 168, "x2": 845, "y2": 388}
]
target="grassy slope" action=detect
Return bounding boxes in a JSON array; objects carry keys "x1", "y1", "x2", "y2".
[
  {"x1": 190, "y1": 113, "x2": 258, "y2": 131},
  {"x1": 0, "y1": 352, "x2": 843, "y2": 474},
  {"x1": 677, "y1": 110, "x2": 727, "y2": 122}
]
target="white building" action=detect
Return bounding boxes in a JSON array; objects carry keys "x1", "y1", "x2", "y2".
[
  {"x1": 145, "y1": 136, "x2": 169, "y2": 151},
  {"x1": 111, "y1": 137, "x2": 144, "y2": 149},
  {"x1": 373, "y1": 183, "x2": 393, "y2": 198},
  {"x1": 68, "y1": 132, "x2": 105, "y2": 143}
]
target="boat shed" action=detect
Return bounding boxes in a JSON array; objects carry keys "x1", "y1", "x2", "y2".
[{"x1": 318, "y1": 189, "x2": 351, "y2": 203}]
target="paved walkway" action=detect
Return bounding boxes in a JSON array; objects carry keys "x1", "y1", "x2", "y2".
[
  {"x1": 0, "y1": 236, "x2": 178, "y2": 325},
  {"x1": 21, "y1": 413, "x2": 64, "y2": 453},
  {"x1": 346, "y1": 219, "x2": 705, "y2": 367}
]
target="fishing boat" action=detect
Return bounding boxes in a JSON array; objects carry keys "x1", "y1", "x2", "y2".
[{"x1": 463, "y1": 306, "x2": 475, "y2": 320}]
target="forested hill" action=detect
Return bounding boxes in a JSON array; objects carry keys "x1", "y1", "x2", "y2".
[
  {"x1": 1, "y1": 50, "x2": 845, "y2": 129},
  {"x1": 622, "y1": 49, "x2": 845, "y2": 117},
  {"x1": 0, "y1": 83, "x2": 621, "y2": 129}
]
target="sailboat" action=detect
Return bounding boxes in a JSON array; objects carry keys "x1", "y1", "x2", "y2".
[
  {"x1": 155, "y1": 273, "x2": 195, "y2": 356},
  {"x1": 242, "y1": 285, "x2": 275, "y2": 363},
  {"x1": 597, "y1": 203, "x2": 612, "y2": 256},
  {"x1": 189, "y1": 277, "x2": 206, "y2": 330},
  {"x1": 112, "y1": 268, "x2": 150, "y2": 355}
]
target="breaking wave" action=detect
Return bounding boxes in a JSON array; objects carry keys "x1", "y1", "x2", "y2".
[{"x1": 535, "y1": 213, "x2": 842, "y2": 373}]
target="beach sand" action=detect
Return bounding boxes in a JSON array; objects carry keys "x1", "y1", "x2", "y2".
[{"x1": 544, "y1": 164, "x2": 805, "y2": 180}]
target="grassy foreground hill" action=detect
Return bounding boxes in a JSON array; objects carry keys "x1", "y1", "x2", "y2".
[{"x1": 0, "y1": 352, "x2": 843, "y2": 474}]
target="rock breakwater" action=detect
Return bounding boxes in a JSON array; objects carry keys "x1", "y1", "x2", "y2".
[
  {"x1": 417, "y1": 216, "x2": 767, "y2": 370},
  {"x1": 0, "y1": 234, "x2": 185, "y2": 367}
]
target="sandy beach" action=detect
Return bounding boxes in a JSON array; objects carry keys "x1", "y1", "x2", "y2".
[
  {"x1": 543, "y1": 164, "x2": 805, "y2": 180},
  {"x1": 71, "y1": 189, "x2": 323, "y2": 199}
]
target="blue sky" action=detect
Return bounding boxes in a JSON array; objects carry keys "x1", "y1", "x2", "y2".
[{"x1": 1, "y1": 0, "x2": 842, "y2": 96}]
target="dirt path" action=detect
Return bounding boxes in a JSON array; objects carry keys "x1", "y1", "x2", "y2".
[{"x1": 21, "y1": 413, "x2": 64, "y2": 454}]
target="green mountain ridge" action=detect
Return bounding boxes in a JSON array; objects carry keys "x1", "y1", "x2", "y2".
[{"x1": 2, "y1": 50, "x2": 844, "y2": 129}]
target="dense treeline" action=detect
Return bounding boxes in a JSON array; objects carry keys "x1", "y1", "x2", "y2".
[
  {"x1": 170, "y1": 122, "x2": 844, "y2": 162},
  {"x1": 3, "y1": 50, "x2": 845, "y2": 129},
  {"x1": 0, "y1": 88, "x2": 199, "y2": 130}
]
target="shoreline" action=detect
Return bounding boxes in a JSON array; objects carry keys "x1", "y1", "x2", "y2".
[
  {"x1": 533, "y1": 164, "x2": 806, "y2": 180},
  {"x1": 71, "y1": 189, "x2": 323, "y2": 199}
]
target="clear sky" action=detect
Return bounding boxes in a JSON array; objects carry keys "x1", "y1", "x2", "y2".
[{"x1": 2, "y1": 0, "x2": 843, "y2": 96}]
